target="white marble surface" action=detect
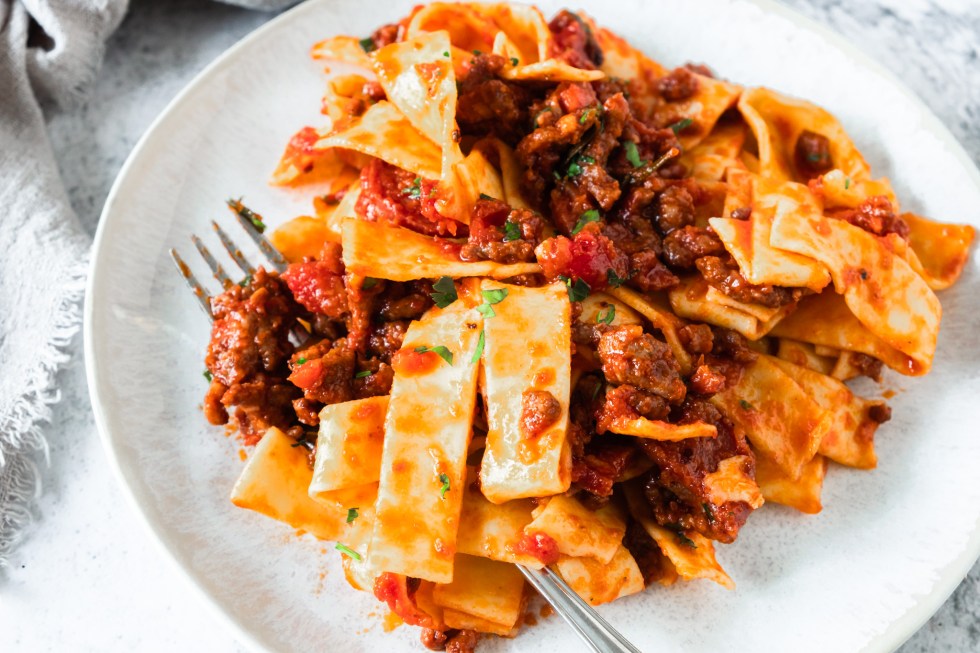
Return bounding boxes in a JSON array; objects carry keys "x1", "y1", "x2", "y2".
[{"x1": 2, "y1": 0, "x2": 978, "y2": 651}]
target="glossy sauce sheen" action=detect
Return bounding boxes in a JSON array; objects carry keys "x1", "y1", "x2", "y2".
[{"x1": 369, "y1": 297, "x2": 483, "y2": 584}]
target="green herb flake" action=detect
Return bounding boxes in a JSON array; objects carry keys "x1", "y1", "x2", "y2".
[
  {"x1": 502, "y1": 221, "x2": 521, "y2": 242},
  {"x1": 346, "y1": 507, "x2": 359, "y2": 524},
  {"x1": 472, "y1": 49, "x2": 482, "y2": 56},
  {"x1": 481, "y1": 288, "x2": 509, "y2": 305},
  {"x1": 510, "y1": 57, "x2": 519, "y2": 66},
  {"x1": 596, "y1": 304, "x2": 616, "y2": 325},
  {"x1": 703, "y1": 503, "x2": 716, "y2": 524},
  {"x1": 226, "y1": 199, "x2": 267, "y2": 232},
  {"x1": 479, "y1": 193, "x2": 494, "y2": 201},
  {"x1": 239, "y1": 274, "x2": 252, "y2": 288},
  {"x1": 471, "y1": 329, "x2": 486, "y2": 364},
  {"x1": 606, "y1": 268, "x2": 627, "y2": 288},
  {"x1": 354, "y1": 370, "x2": 372, "y2": 379},
  {"x1": 402, "y1": 177, "x2": 422, "y2": 199},
  {"x1": 438, "y1": 473, "x2": 451, "y2": 498},
  {"x1": 415, "y1": 345, "x2": 454, "y2": 366},
  {"x1": 358, "y1": 37, "x2": 376, "y2": 53},
  {"x1": 845, "y1": 177, "x2": 852, "y2": 190},
  {"x1": 571, "y1": 209, "x2": 601, "y2": 235},
  {"x1": 297, "y1": 357, "x2": 307, "y2": 365},
  {"x1": 579, "y1": 106, "x2": 596, "y2": 124},
  {"x1": 443, "y1": 51, "x2": 450, "y2": 57},
  {"x1": 739, "y1": 399, "x2": 753, "y2": 410},
  {"x1": 560, "y1": 276, "x2": 591, "y2": 302},
  {"x1": 362, "y1": 277, "x2": 379, "y2": 290},
  {"x1": 476, "y1": 303, "x2": 496, "y2": 319},
  {"x1": 566, "y1": 161, "x2": 583, "y2": 177},
  {"x1": 335, "y1": 543, "x2": 362, "y2": 560},
  {"x1": 431, "y1": 276, "x2": 458, "y2": 309},
  {"x1": 203, "y1": 370, "x2": 213, "y2": 382},
  {"x1": 623, "y1": 140, "x2": 644, "y2": 168},
  {"x1": 669, "y1": 117, "x2": 694, "y2": 134},
  {"x1": 672, "y1": 528, "x2": 698, "y2": 549},
  {"x1": 590, "y1": 380, "x2": 603, "y2": 402}
]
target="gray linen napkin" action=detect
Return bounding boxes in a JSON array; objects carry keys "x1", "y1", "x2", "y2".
[{"x1": 0, "y1": 0, "x2": 295, "y2": 568}]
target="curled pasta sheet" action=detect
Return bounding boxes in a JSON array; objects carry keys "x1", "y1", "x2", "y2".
[
  {"x1": 480, "y1": 280, "x2": 572, "y2": 503},
  {"x1": 702, "y1": 455, "x2": 764, "y2": 509},
  {"x1": 316, "y1": 100, "x2": 443, "y2": 179},
  {"x1": 554, "y1": 545, "x2": 645, "y2": 606},
  {"x1": 525, "y1": 494, "x2": 626, "y2": 563},
  {"x1": 810, "y1": 168, "x2": 898, "y2": 210},
  {"x1": 476, "y1": 138, "x2": 531, "y2": 209},
  {"x1": 768, "y1": 356, "x2": 883, "y2": 469},
  {"x1": 602, "y1": 415, "x2": 717, "y2": 442},
  {"x1": 310, "y1": 396, "x2": 388, "y2": 495},
  {"x1": 668, "y1": 276, "x2": 794, "y2": 341},
  {"x1": 710, "y1": 169, "x2": 832, "y2": 290},
  {"x1": 310, "y1": 35, "x2": 374, "y2": 69},
  {"x1": 770, "y1": 290, "x2": 916, "y2": 375},
  {"x1": 901, "y1": 212, "x2": 975, "y2": 291},
  {"x1": 711, "y1": 355, "x2": 830, "y2": 480},
  {"x1": 775, "y1": 338, "x2": 835, "y2": 376},
  {"x1": 270, "y1": 125, "x2": 348, "y2": 187},
  {"x1": 769, "y1": 205, "x2": 941, "y2": 374},
  {"x1": 755, "y1": 452, "x2": 827, "y2": 515},
  {"x1": 650, "y1": 72, "x2": 742, "y2": 150},
  {"x1": 230, "y1": 427, "x2": 353, "y2": 541},
  {"x1": 577, "y1": 292, "x2": 643, "y2": 327},
  {"x1": 431, "y1": 554, "x2": 526, "y2": 633},
  {"x1": 625, "y1": 483, "x2": 734, "y2": 589},
  {"x1": 369, "y1": 295, "x2": 484, "y2": 584},
  {"x1": 341, "y1": 218, "x2": 542, "y2": 281},
  {"x1": 680, "y1": 120, "x2": 747, "y2": 182},
  {"x1": 738, "y1": 87, "x2": 871, "y2": 183},
  {"x1": 371, "y1": 31, "x2": 462, "y2": 180},
  {"x1": 456, "y1": 467, "x2": 541, "y2": 567}
]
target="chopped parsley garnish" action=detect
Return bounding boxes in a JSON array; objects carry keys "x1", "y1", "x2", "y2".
[
  {"x1": 565, "y1": 154, "x2": 595, "y2": 177},
  {"x1": 502, "y1": 221, "x2": 521, "y2": 242},
  {"x1": 739, "y1": 399, "x2": 753, "y2": 410},
  {"x1": 471, "y1": 329, "x2": 485, "y2": 364},
  {"x1": 533, "y1": 107, "x2": 553, "y2": 125},
  {"x1": 431, "y1": 276, "x2": 458, "y2": 308},
  {"x1": 571, "y1": 209, "x2": 601, "y2": 235},
  {"x1": 669, "y1": 117, "x2": 694, "y2": 134},
  {"x1": 606, "y1": 268, "x2": 627, "y2": 288},
  {"x1": 335, "y1": 543, "x2": 362, "y2": 560},
  {"x1": 623, "y1": 140, "x2": 644, "y2": 168},
  {"x1": 579, "y1": 106, "x2": 597, "y2": 124},
  {"x1": 346, "y1": 507, "x2": 359, "y2": 523},
  {"x1": 472, "y1": 49, "x2": 482, "y2": 55},
  {"x1": 510, "y1": 57, "x2": 519, "y2": 66},
  {"x1": 358, "y1": 37, "x2": 376, "y2": 53},
  {"x1": 438, "y1": 473, "x2": 451, "y2": 499},
  {"x1": 703, "y1": 503, "x2": 716, "y2": 524},
  {"x1": 590, "y1": 380, "x2": 603, "y2": 402},
  {"x1": 443, "y1": 51, "x2": 450, "y2": 57},
  {"x1": 297, "y1": 357, "x2": 307, "y2": 365},
  {"x1": 559, "y1": 275, "x2": 591, "y2": 302},
  {"x1": 669, "y1": 526, "x2": 697, "y2": 549},
  {"x1": 845, "y1": 177, "x2": 852, "y2": 190},
  {"x1": 597, "y1": 304, "x2": 616, "y2": 325},
  {"x1": 415, "y1": 345, "x2": 454, "y2": 365},
  {"x1": 239, "y1": 274, "x2": 252, "y2": 288},
  {"x1": 476, "y1": 288, "x2": 509, "y2": 318},
  {"x1": 481, "y1": 288, "x2": 509, "y2": 305},
  {"x1": 203, "y1": 370, "x2": 213, "y2": 382},
  {"x1": 479, "y1": 193, "x2": 494, "y2": 200},
  {"x1": 227, "y1": 199, "x2": 267, "y2": 233},
  {"x1": 354, "y1": 370, "x2": 372, "y2": 379},
  {"x1": 362, "y1": 277, "x2": 378, "y2": 290},
  {"x1": 402, "y1": 177, "x2": 422, "y2": 199}
]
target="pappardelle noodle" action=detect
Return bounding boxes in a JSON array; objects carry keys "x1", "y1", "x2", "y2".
[{"x1": 199, "y1": 4, "x2": 975, "y2": 650}]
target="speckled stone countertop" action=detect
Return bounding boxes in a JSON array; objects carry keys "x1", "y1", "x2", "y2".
[{"x1": 3, "y1": 0, "x2": 978, "y2": 650}]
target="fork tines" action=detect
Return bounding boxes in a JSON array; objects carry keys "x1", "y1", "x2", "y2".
[{"x1": 170, "y1": 202, "x2": 284, "y2": 322}]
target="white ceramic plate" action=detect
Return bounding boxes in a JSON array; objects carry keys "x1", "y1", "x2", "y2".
[{"x1": 85, "y1": 1, "x2": 980, "y2": 651}]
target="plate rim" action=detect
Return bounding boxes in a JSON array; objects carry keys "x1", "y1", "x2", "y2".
[{"x1": 83, "y1": 1, "x2": 980, "y2": 652}]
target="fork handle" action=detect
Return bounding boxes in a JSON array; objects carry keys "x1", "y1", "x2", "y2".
[{"x1": 517, "y1": 564, "x2": 644, "y2": 653}]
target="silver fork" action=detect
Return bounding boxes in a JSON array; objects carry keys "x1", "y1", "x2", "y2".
[{"x1": 171, "y1": 208, "x2": 644, "y2": 653}]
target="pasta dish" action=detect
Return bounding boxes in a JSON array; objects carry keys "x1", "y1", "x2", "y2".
[{"x1": 197, "y1": 4, "x2": 975, "y2": 650}]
